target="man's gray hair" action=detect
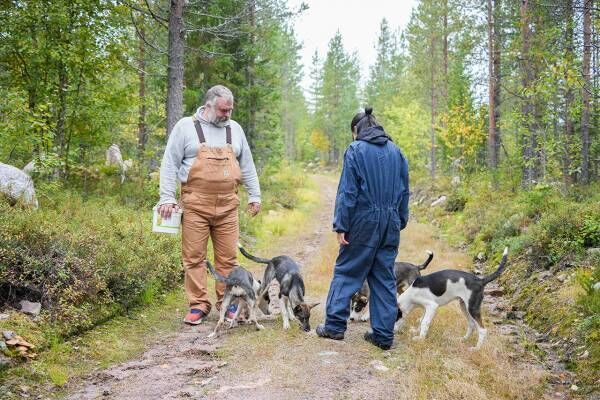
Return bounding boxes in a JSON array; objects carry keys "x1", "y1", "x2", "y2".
[{"x1": 204, "y1": 85, "x2": 234, "y2": 106}]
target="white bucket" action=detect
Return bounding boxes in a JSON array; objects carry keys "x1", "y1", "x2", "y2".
[{"x1": 152, "y1": 206, "x2": 182, "y2": 234}]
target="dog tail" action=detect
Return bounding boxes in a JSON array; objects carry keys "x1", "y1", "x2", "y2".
[
  {"x1": 481, "y1": 247, "x2": 509, "y2": 285},
  {"x1": 238, "y1": 243, "x2": 271, "y2": 264},
  {"x1": 206, "y1": 260, "x2": 228, "y2": 283},
  {"x1": 419, "y1": 250, "x2": 434, "y2": 270},
  {"x1": 206, "y1": 260, "x2": 253, "y2": 294}
]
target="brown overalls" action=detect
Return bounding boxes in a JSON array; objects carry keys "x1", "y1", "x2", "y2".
[{"x1": 181, "y1": 118, "x2": 242, "y2": 314}]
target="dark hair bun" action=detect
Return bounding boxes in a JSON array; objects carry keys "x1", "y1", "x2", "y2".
[{"x1": 364, "y1": 107, "x2": 373, "y2": 115}]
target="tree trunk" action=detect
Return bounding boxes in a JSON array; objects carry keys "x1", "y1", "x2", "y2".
[
  {"x1": 442, "y1": 0, "x2": 448, "y2": 105},
  {"x1": 138, "y1": 18, "x2": 148, "y2": 152},
  {"x1": 430, "y1": 34, "x2": 437, "y2": 180},
  {"x1": 245, "y1": 0, "x2": 257, "y2": 149},
  {"x1": 56, "y1": 61, "x2": 68, "y2": 159},
  {"x1": 165, "y1": 0, "x2": 185, "y2": 138},
  {"x1": 520, "y1": 0, "x2": 536, "y2": 187},
  {"x1": 487, "y1": 0, "x2": 499, "y2": 170},
  {"x1": 581, "y1": 0, "x2": 592, "y2": 184},
  {"x1": 562, "y1": 0, "x2": 575, "y2": 185}
]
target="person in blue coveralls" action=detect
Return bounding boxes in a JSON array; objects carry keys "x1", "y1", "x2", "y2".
[{"x1": 316, "y1": 107, "x2": 409, "y2": 350}]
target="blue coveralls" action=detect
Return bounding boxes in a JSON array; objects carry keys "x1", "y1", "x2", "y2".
[{"x1": 324, "y1": 126, "x2": 409, "y2": 347}]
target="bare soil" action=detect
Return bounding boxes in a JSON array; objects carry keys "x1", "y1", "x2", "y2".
[{"x1": 64, "y1": 175, "x2": 580, "y2": 400}]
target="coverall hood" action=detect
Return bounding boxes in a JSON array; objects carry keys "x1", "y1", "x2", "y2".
[{"x1": 356, "y1": 126, "x2": 391, "y2": 145}]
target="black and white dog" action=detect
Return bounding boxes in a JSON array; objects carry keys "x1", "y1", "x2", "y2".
[
  {"x1": 395, "y1": 248, "x2": 509, "y2": 350},
  {"x1": 394, "y1": 250, "x2": 434, "y2": 294},
  {"x1": 349, "y1": 250, "x2": 434, "y2": 322},
  {"x1": 205, "y1": 260, "x2": 264, "y2": 338},
  {"x1": 238, "y1": 245, "x2": 319, "y2": 332}
]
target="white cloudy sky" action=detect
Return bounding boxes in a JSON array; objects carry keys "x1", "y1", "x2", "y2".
[{"x1": 288, "y1": 0, "x2": 418, "y2": 93}]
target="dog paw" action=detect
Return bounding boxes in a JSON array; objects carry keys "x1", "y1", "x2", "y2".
[
  {"x1": 283, "y1": 323, "x2": 290, "y2": 330},
  {"x1": 255, "y1": 323, "x2": 265, "y2": 331}
]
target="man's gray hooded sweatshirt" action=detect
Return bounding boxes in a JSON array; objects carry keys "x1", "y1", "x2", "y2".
[{"x1": 158, "y1": 107, "x2": 261, "y2": 206}]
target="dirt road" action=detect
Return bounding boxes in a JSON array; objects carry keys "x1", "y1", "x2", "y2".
[{"x1": 65, "y1": 175, "x2": 573, "y2": 400}]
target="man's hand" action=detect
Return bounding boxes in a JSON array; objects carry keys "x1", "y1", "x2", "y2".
[
  {"x1": 337, "y1": 232, "x2": 349, "y2": 245},
  {"x1": 247, "y1": 202, "x2": 261, "y2": 217},
  {"x1": 158, "y1": 203, "x2": 180, "y2": 219}
]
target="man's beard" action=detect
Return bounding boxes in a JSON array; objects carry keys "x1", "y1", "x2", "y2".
[{"x1": 206, "y1": 108, "x2": 229, "y2": 128}]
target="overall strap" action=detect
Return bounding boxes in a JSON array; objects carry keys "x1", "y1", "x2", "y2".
[
  {"x1": 226, "y1": 126, "x2": 232, "y2": 145},
  {"x1": 193, "y1": 119, "x2": 206, "y2": 143}
]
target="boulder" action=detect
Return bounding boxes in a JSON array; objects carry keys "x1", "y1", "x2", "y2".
[
  {"x1": 22, "y1": 160, "x2": 36, "y2": 175},
  {"x1": 0, "y1": 163, "x2": 38, "y2": 208},
  {"x1": 19, "y1": 300, "x2": 41, "y2": 316},
  {"x1": 105, "y1": 144, "x2": 130, "y2": 183},
  {"x1": 430, "y1": 195, "x2": 447, "y2": 207},
  {"x1": 105, "y1": 144, "x2": 123, "y2": 167}
]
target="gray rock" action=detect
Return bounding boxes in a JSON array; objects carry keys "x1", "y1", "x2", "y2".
[
  {"x1": 430, "y1": 195, "x2": 447, "y2": 207},
  {"x1": 0, "y1": 340, "x2": 7, "y2": 352},
  {"x1": 557, "y1": 274, "x2": 566, "y2": 283},
  {"x1": 0, "y1": 313, "x2": 9, "y2": 321},
  {"x1": 19, "y1": 300, "x2": 41, "y2": 316},
  {"x1": 586, "y1": 248, "x2": 600, "y2": 257},
  {"x1": 0, "y1": 162, "x2": 38, "y2": 208},
  {"x1": 2, "y1": 331, "x2": 15, "y2": 340},
  {"x1": 370, "y1": 360, "x2": 389, "y2": 372},
  {"x1": 506, "y1": 310, "x2": 525, "y2": 320},
  {"x1": 538, "y1": 271, "x2": 552, "y2": 281},
  {"x1": 0, "y1": 354, "x2": 11, "y2": 369}
]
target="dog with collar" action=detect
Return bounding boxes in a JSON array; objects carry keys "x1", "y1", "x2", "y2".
[
  {"x1": 205, "y1": 260, "x2": 264, "y2": 338},
  {"x1": 238, "y1": 244, "x2": 319, "y2": 331},
  {"x1": 349, "y1": 250, "x2": 434, "y2": 322},
  {"x1": 395, "y1": 248, "x2": 508, "y2": 350}
]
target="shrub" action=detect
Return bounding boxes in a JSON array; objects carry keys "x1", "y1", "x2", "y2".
[{"x1": 0, "y1": 190, "x2": 181, "y2": 338}]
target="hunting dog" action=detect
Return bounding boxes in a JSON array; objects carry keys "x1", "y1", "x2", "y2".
[
  {"x1": 349, "y1": 250, "x2": 434, "y2": 322},
  {"x1": 238, "y1": 244, "x2": 319, "y2": 332},
  {"x1": 205, "y1": 260, "x2": 264, "y2": 338},
  {"x1": 395, "y1": 248, "x2": 509, "y2": 350}
]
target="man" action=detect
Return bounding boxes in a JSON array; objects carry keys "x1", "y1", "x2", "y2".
[
  {"x1": 158, "y1": 85, "x2": 261, "y2": 325},
  {"x1": 316, "y1": 107, "x2": 409, "y2": 350}
]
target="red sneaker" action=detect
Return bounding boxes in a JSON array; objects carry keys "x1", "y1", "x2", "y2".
[{"x1": 183, "y1": 309, "x2": 206, "y2": 325}]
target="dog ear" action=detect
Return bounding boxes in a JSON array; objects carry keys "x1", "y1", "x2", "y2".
[
  {"x1": 309, "y1": 302, "x2": 320, "y2": 310},
  {"x1": 293, "y1": 305, "x2": 302, "y2": 314}
]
